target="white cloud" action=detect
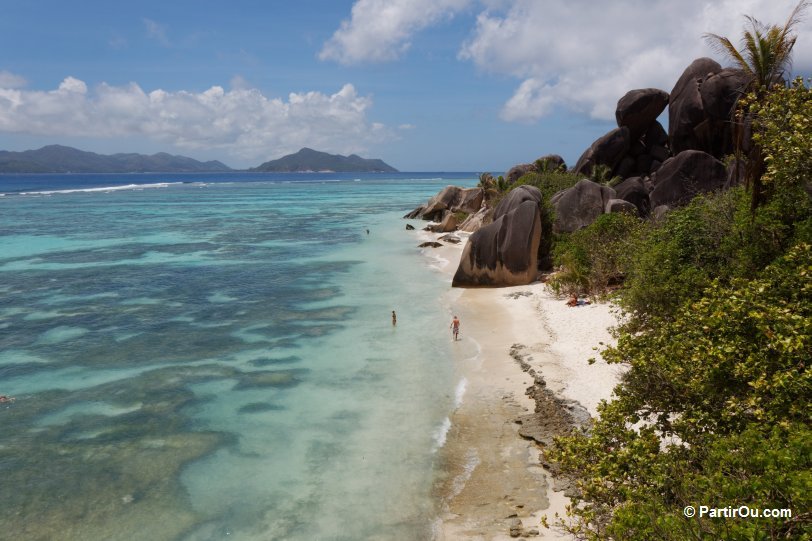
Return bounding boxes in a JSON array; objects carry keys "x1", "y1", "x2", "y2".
[
  {"x1": 0, "y1": 77, "x2": 392, "y2": 165},
  {"x1": 0, "y1": 70, "x2": 27, "y2": 89},
  {"x1": 459, "y1": 0, "x2": 812, "y2": 123},
  {"x1": 320, "y1": 0, "x2": 472, "y2": 64},
  {"x1": 143, "y1": 18, "x2": 171, "y2": 47}
]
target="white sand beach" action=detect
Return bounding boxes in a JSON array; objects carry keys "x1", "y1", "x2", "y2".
[{"x1": 421, "y1": 231, "x2": 624, "y2": 540}]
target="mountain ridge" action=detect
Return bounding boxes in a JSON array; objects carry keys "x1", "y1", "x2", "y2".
[{"x1": 0, "y1": 145, "x2": 232, "y2": 173}]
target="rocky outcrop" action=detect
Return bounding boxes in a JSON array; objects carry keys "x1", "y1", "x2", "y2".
[
  {"x1": 551, "y1": 179, "x2": 616, "y2": 233},
  {"x1": 573, "y1": 127, "x2": 631, "y2": 176},
  {"x1": 404, "y1": 186, "x2": 483, "y2": 221},
  {"x1": 573, "y1": 87, "x2": 670, "y2": 180},
  {"x1": 536, "y1": 154, "x2": 567, "y2": 171},
  {"x1": 453, "y1": 186, "x2": 544, "y2": 287},
  {"x1": 458, "y1": 207, "x2": 493, "y2": 233},
  {"x1": 505, "y1": 155, "x2": 567, "y2": 184},
  {"x1": 668, "y1": 58, "x2": 749, "y2": 159},
  {"x1": 613, "y1": 176, "x2": 650, "y2": 217},
  {"x1": 426, "y1": 212, "x2": 458, "y2": 233},
  {"x1": 649, "y1": 150, "x2": 727, "y2": 208},
  {"x1": 699, "y1": 68, "x2": 752, "y2": 157},
  {"x1": 493, "y1": 185, "x2": 543, "y2": 220},
  {"x1": 505, "y1": 163, "x2": 536, "y2": 184},
  {"x1": 438, "y1": 234, "x2": 462, "y2": 244},
  {"x1": 605, "y1": 198, "x2": 638, "y2": 215},
  {"x1": 669, "y1": 58, "x2": 722, "y2": 155},
  {"x1": 616, "y1": 88, "x2": 669, "y2": 140}
]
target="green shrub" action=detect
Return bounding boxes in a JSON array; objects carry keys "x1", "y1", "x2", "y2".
[
  {"x1": 549, "y1": 243, "x2": 812, "y2": 540},
  {"x1": 618, "y1": 189, "x2": 742, "y2": 329},
  {"x1": 550, "y1": 212, "x2": 643, "y2": 296},
  {"x1": 513, "y1": 170, "x2": 581, "y2": 203}
]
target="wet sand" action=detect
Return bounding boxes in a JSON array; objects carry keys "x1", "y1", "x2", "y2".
[{"x1": 420, "y1": 231, "x2": 623, "y2": 540}]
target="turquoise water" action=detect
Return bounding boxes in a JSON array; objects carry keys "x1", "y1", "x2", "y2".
[{"x1": 0, "y1": 175, "x2": 475, "y2": 540}]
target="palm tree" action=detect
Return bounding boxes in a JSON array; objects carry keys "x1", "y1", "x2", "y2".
[
  {"x1": 703, "y1": 1, "x2": 808, "y2": 209},
  {"x1": 477, "y1": 172, "x2": 497, "y2": 203},
  {"x1": 704, "y1": 2, "x2": 807, "y2": 96}
]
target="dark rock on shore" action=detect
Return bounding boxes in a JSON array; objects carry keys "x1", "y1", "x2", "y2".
[
  {"x1": 438, "y1": 234, "x2": 461, "y2": 244},
  {"x1": 458, "y1": 207, "x2": 493, "y2": 233},
  {"x1": 613, "y1": 176, "x2": 650, "y2": 217},
  {"x1": 426, "y1": 212, "x2": 458, "y2": 233},
  {"x1": 418, "y1": 241, "x2": 443, "y2": 248},
  {"x1": 605, "y1": 198, "x2": 638, "y2": 214},
  {"x1": 404, "y1": 186, "x2": 483, "y2": 221},
  {"x1": 550, "y1": 179, "x2": 616, "y2": 233},
  {"x1": 405, "y1": 224, "x2": 415, "y2": 230},
  {"x1": 493, "y1": 185, "x2": 543, "y2": 220},
  {"x1": 510, "y1": 345, "x2": 591, "y2": 448},
  {"x1": 505, "y1": 155, "x2": 567, "y2": 185},
  {"x1": 452, "y1": 187, "x2": 543, "y2": 287},
  {"x1": 573, "y1": 127, "x2": 631, "y2": 176},
  {"x1": 649, "y1": 150, "x2": 727, "y2": 208},
  {"x1": 506, "y1": 163, "x2": 537, "y2": 184}
]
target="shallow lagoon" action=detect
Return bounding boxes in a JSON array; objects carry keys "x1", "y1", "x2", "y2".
[{"x1": 0, "y1": 174, "x2": 475, "y2": 540}]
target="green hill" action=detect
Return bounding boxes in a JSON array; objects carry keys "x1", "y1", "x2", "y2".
[{"x1": 250, "y1": 148, "x2": 397, "y2": 173}]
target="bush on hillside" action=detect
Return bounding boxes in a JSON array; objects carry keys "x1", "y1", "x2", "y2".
[
  {"x1": 550, "y1": 212, "x2": 643, "y2": 296},
  {"x1": 617, "y1": 188, "x2": 742, "y2": 330},
  {"x1": 548, "y1": 243, "x2": 812, "y2": 540}
]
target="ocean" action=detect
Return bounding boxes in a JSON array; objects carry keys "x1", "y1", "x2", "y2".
[{"x1": 0, "y1": 172, "x2": 477, "y2": 540}]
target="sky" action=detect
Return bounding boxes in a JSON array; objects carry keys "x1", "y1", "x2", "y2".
[{"x1": 1, "y1": 0, "x2": 810, "y2": 171}]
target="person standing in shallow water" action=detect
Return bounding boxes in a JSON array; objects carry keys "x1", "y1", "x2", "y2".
[
  {"x1": 392, "y1": 310, "x2": 397, "y2": 325},
  {"x1": 450, "y1": 315, "x2": 460, "y2": 341}
]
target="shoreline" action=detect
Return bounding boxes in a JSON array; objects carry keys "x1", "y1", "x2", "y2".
[{"x1": 418, "y1": 228, "x2": 623, "y2": 540}]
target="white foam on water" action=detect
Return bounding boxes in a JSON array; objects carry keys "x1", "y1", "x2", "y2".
[
  {"x1": 453, "y1": 377, "x2": 468, "y2": 410},
  {"x1": 450, "y1": 447, "x2": 480, "y2": 499},
  {"x1": 19, "y1": 182, "x2": 181, "y2": 196},
  {"x1": 431, "y1": 416, "x2": 453, "y2": 453}
]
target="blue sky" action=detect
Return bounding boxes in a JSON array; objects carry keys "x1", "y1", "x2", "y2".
[{"x1": 1, "y1": 0, "x2": 810, "y2": 171}]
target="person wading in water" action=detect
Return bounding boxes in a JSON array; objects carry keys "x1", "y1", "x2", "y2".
[{"x1": 450, "y1": 315, "x2": 460, "y2": 341}]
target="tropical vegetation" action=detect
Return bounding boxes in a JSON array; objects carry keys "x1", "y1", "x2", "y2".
[
  {"x1": 704, "y1": 0, "x2": 808, "y2": 210},
  {"x1": 499, "y1": 7, "x2": 812, "y2": 538}
]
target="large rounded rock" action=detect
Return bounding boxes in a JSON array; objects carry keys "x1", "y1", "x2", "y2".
[
  {"x1": 613, "y1": 176, "x2": 650, "y2": 217},
  {"x1": 452, "y1": 200, "x2": 542, "y2": 287},
  {"x1": 427, "y1": 212, "x2": 458, "y2": 233},
  {"x1": 536, "y1": 154, "x2": 567, "y2": 171},
  {"x1": 505, "y1": 163, "x2": 536, "y2": 184},
  {"x1": 494, "y1": 184, "x2": 543, "y2": 220},
  {"x1": 573, "y1": 127, "x2": 631, "y2": 176},
  {"x1": 405, "y1": 186, "x2": 483, "y2": 220},
  {"x1": 605, "y1": 198, "x2": 638, "y2": 214},
  {"x1": 616, "y1": 88, "x2": 669, "y2": 140},
  {"x1": 644, "y1": 120, "x2": 669, "y2": 148},
  {"x1": 458, "y1": 207, "x2": 493, "y2": 233},
  {"x1": 649, "y1": 150, "x2": 727, "y2": 208},
  {"x1": 505, "y1": 155, "x2": 567, "y2": 184},
  {"x1": 668, "y1": 58, "x2": 722, "y2": 155},
  {"x1": 701, "y1": 68, "x2": 751, "y2": 119},
  {"x1": 551, "y1": 179, "x2": 616, "y2": 233},
  {"x1": 699, "y1": 68, "x2": 751, "y2": 157}
]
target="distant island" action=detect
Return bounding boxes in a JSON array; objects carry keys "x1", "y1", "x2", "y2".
[
  {"x1": 250, "y1": 148, "x2": 398, "y2": 173},
  {"x1": 0, "y1": 145, "x2": 232, "y2": 174}
]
